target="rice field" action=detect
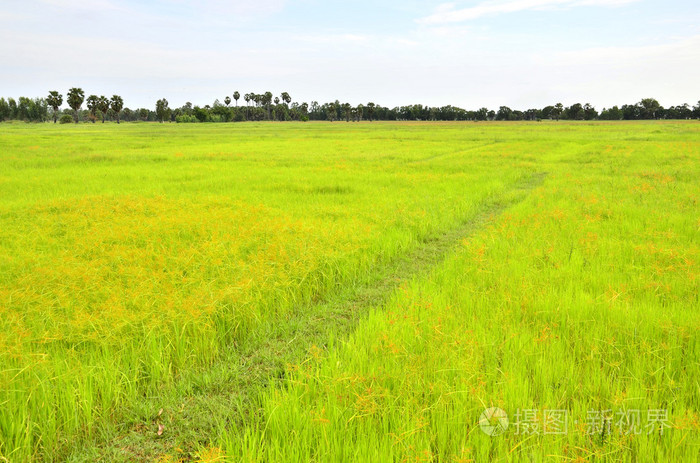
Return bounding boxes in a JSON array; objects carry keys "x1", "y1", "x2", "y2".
[{"x1": 0, "y1": 121, "x2": 698, "y2": 461}]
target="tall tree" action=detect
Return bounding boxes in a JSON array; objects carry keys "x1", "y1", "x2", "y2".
[
  {"x1": 599, "y1": 106, "x2": 622, "y2": 120},
  {"x1": 0, "y1": 98, "x2": 10, "y2": 121},
  {"x1": 16, "y1": 97, "x2": 30, "y2": 121},
  {"x1": 110, "y1": 95, "x2": 124, "y2": 124},
  {"x1": 272, "y1": 97, "x2": 281, "y2": 120},
  {"x1": 67, "y1": 87, "x2": 84, "y2": 123},
  {"x1": 243, "y1": 93, "x2": 251, "y2": 118},
  {"x1": 553, "y1": 103, "x2": 563, "y2": 121},
  {"x1": 281, "y1": 92, "x2": 291, "y2": 105},
  {"x1": 367, "y1": 102, "x2": 375, "y2": 122},
  {"x1": 86, "y1": 94, "x2": 99, "y2": 123},
  {"x1": 583, "y1": 103, "x2": 598, "y2": 120},
  {"x1": 155, "y1": 98, "x2": 170, "y2": 123},
  {"x1": 475, "y1": 107, "x2": 488, "y2": 121},
  {"x1": 639, "y1": 98, "x2": 661, "y2": 119},
  {"x1": 233, "y1": 91, "x2": 240, "y2": 106},
  {"x1": 47, "y1": 91, "x2": 63, "y2": 123},
  {"x1": 7, "y1": 98, "x2": 17, "y2": 120},
  {"x1": 496, "y1": 106, "x2": 513, "y2": 121},
  {"x1": 224, "y1": 96, "x2": 231, "y2": 107},
  {"x1": 341, "y1": 102, "x2": 351, "y2": 122},
  {"x1": 565, "y1": 103, "x2": 584, "y2": 120},
  {"x1": 263, "y1": 91, "x2": 273, "y2": 119},
  {"x1": 621, "y1": 104, "x2": 640, "y2": 120},
  {"x1": 97, "y1": 95, "x2": 110, "y2": 122},
  {"x1": 326, "y1": 101, "x2": 339, "y2": 122}
]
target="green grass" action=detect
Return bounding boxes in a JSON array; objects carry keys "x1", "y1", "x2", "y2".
[{"x1": 0, "y1": 121, "x2": 698, "y2": 461}]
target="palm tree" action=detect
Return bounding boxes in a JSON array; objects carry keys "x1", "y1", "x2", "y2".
[
  {"x1": 110, "y1": 95, "x2": 124, "y2": 124},
  {"x1": 553, "y1": 103, "x2": 563, "y2": 121},
  {"x1": 67, "y1": 87, "x2": 84, "y2": 123},
  {"x1": 233, "y1": 91, "x2": 240, "y2": 106},
  {"x1": 367, "y1": 102, "x2": 376, "y2": 122},
  {"x1": 86, "y1": 95, "x2": 99, "y2": 123},
  {"x1": 281, "y1": 92, "x2": 291, "y2": 106},
  {"x1": 97, "y1": 96, "x2": 110, "y2": 122},
  {"x1": 47, "y1": 91, "x2": 63, "y2": 123},
  {"x1": 263, "y1": 91, "x2": 273, "y2": 120},
  {"x1": 244, "y1": 93, "x2": 251, "y2": 118},
  {"x1": 273, "y1": 97, "x2": 280, "y2": 120},
  {"x1": 224, "y1": 96, "x2": 231, "y2": 107},
  {"x1": 329, "y1": 101, "x2": 340, "y2": 122}
]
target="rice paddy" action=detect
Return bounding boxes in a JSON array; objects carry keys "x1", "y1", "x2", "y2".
[{"x1": 0, "y1": 121, "x2": 698, "y2": 461}]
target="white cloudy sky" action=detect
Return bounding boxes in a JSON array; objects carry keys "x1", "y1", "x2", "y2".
[{"x1": 1, "y1": 0, "x2": 699, "y2": 110}]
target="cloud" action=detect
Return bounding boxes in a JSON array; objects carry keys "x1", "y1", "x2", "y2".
[
  {"x1": 540, "y1": 34, "x2": 700, "y2": 66},
  {"x1": 0, "y1": 29, "x2": 298, "y2": 88},
  {"x1": 418, "y1": 0, "x2": 639, "y2": 24},
  {"x1": 39, "y1": 0, "x2": 125, "y2": 12},
  {"x1": 2, "y1": 0, "x2": 697, "y2": 110},
  {"x1": 294, "y1": 33, "x2": 371, "y2": 44},
  {"x1": 165, "y1": 0, "x2": 287, "y2": 17},
  {"x1": 531, "y1": 34, "x2": 700, "y2": 106}
]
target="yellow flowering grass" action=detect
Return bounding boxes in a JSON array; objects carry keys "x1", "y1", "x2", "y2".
[{"x1": 1, "y1": 122, "x2": 529, "y2": 460}]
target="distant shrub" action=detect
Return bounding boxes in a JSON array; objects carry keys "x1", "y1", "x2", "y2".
[
  {"x1": 59, "y1": 114, "x2": 73, "y2": 124},
  {"x1": 175, "y1": 114, "x2": 198, "y2": 123},
  {"x1": 193, "y1": 107, "x2": 208, "y2": 122},
  {"x1": 300, "y1": 115, "x2": 309, "y2": 122}
]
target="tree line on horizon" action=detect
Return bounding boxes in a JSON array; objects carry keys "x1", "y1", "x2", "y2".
[{"x1": 1, "y1": 89, "x2": 699, "y2": 123}]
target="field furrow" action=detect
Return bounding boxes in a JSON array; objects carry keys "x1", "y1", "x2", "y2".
[{"x1": 73, "y1": 171, "x2": 547, "y2": 461}]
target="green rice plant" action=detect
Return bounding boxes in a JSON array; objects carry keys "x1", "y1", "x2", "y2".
[
  {"x1": 1, "y1": 121, "x2": 529, "y2": 460},
  {"x1": 218, "y1": 121, "x2": 699, "y2": 462},
  {"x1": 0, "y1": 121, "x2": 697, "y2": 461}
]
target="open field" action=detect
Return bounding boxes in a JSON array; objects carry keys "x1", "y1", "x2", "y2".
[{"x1": 0, "y1": 121, "x2": 698, "y2": 461}]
